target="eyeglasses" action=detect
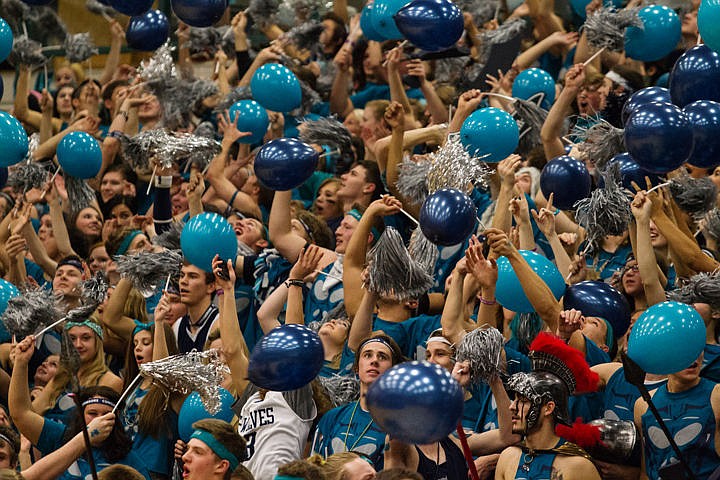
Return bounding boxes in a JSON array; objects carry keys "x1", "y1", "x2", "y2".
[{"x1": 624, "y1": 265, "x2": 640, "y2": 273}]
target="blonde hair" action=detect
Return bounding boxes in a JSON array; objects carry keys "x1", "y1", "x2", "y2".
[{"x1": 308, "y1": 452, "x2": 363, "y2": 480}]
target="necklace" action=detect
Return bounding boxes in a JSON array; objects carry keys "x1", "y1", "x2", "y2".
[{"x1": 343, "y1": 401, "x2": 375, "y2": 452}]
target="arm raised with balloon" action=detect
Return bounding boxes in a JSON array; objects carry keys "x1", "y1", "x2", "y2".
[
  {"x1": 631, "y1": 191, "x2": 666, "y2": 306},
  {"x1": 491, "y1": 154, "x2": 523, "y2": 234}
]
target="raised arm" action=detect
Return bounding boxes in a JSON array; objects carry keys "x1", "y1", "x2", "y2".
[
  {"x1": 386, "y1": 48, "x2": 413, "y2": 116},
  {"x1": 285, "y1": 246, "x2": 323, "y2": 325},
  {"x1": 466, "y1": 237, "x2": 501, "y2": 330},
  {"x1": 515, "y1": 31, "x2": 577, "y2": 70},
  {"x1": 238, "y1": 45, "x2": 282, "y2": 87},
  {"x1": 102, "y1": 277, "x2": 139, "y2": 340},
  {"x1": 631, "y1": 191, "x2": 665, "y2": 306},
  {"x1": 531, "y1": 193, "x2": 572, "y2": 277},
  {"x1": 268, "y1": 190, "x2": 309, "y2": 263},
  {"x1": 46, "y1": 182, "x2": 76, "y2": 258},
  {"x1": 441, "y1": 264, "x2": 469, "y2": 345},
  {"x1": 541, "y1": 64, "x2": 584, "y2": 161},
  {"x1": 329, "y1": 41, "x2": 355, "y2": 118},
  {"x1": 409, "y1": 59, "x2": 448, "y2": 125},
  {"x1": 8, "y1": 336, "x2": 45, "y2": 445},
  {"x1": 151, "y1": 295, "x2": 171, "y2": 360},
  {"x1": 509, "y1": 186, "x2": 535, "y2": 251},
  {"x1": 348, "y1": 289, "x2": 377, "y2": 352},
  {"x1": 492, "y1": 155, "x2": 523, "y2": 233},
  {"x1": 212, "y1": 255, "x2": 249, "y2": 394},
  {"x1": 98, "y1": 20, "x2": 125, "y2": 85},
  {"x1": 14, "y1": 65, "x2": 60, "y2": 133}
]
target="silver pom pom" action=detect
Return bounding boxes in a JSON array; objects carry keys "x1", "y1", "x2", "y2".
[
  {"x1": 291, "y1": 78, "x2": 322, "y2": 117},
  {"x1": 478, "y1": 19, "x2": 527, "y2": 64},
  {"x1": 408, "y1": 227, "x2": 438, "y2": 274},
  {"x1": 115, "y1": 250, "x2": 182, "y2": 292},
  {"x1": 455, "y1": 327, "x2": 505, "y2": 384},
  {"x1": 669, "y1": 271, "x2": 720, "y2": 311},
  {"x1": 2, "y1": 287, "x2": 60, "y2": 339},
  {"x1": 154, "y1": 221, "x2": 185, "y2": 250},
  {"x1": 669, "y1": 175, "x2": 718, "y2": 220},
  {"x1": 574, "y1": 162, "x2": 632, "y2": 250},
  {"x1": 317, "y1": 374, "x2": 360, "y2": 407},
  {"x1": 704, "y1": 208, "x2": 720, "y2": 241},
  {"x1": 584, "y1": 7, "x2": 642, "y2": 52},
  {"x1": 121, "y1": 130, "x2": 221, "y2": 172},
  {"x1": 578, "y1": 119, "x2": 625, "y2": 171},
  {"x1": 85, "y1": 0, "x2": 115, "y2": 18},
  {"x1": 80, "y1": 272, "x2": 109, "y2": 306},
  {"x1": 185, "y1": 27, "x2": 234, "y2": 58},
  {"x1": 11, "y1": 35, "x2": 47, "y2": 67},
  {"x1": 247, "y1": 0, "x2": 280, "y2": 28},
  {"x1": 299, "y1": 117, "x2": 353, "y2": 159},
  {"x1": 433, "y1": 56, "x2": 470, "y2": 85},
  {"x1": 456, "y1": 0, "x2": 500, "y2": 26},
  {"x1": 366, "y1": 227, "x2": 433, "y2": 300},
  {"x1": 514, "y1": 98, "x2": 548, "y2": 148},
  {"x1": 7, "y1": 161, "x2": 49, "y2": 193},
  {"x1": 427, "y1": 134, "x2": 491, "y2": 193},
  {"x1": 214, "y1": 86, "x2": 253, "y2": 116},
  {"x1": 64, "y1": 32, "x2": 98, "y2": 64},
  {"x1": 64, "y1": 176, "x2": 97, "y2": 215},
  {"x1": 194, "y1": 121, "x2": 217, "y2": 140},
  {"x1": 138, "y1": 42, "x2": 177, "y2": 84},
  {"x1": 397, "y1": 155, "x2": 431, "y2": 207},
  {"x1": 140, "y1": 349, "x2": 230, "y2": 414},
  {"x1": 284, "y1": 21, "x2": 324, "y2": 52}
]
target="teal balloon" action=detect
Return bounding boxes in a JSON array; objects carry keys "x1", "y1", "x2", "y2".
[
  {"x1": 570, "y1": 0, "x2": 623, "y2": 19},
  {"x1": 628, "y1": 301, "x2": 705, "y2": 374},
  {"x1": 460, "y1": 107, "x2": 519, "y2": 162},
  {"x1": 512, "y1": 68, "x2": 555, "y2": 109},
  {"x1": 57, "y1": 132, "x2": 102, "y2": 179},
  {"x1": 0, "y1": 18, "x2": 12, "y2": 63},
  {"x1": 0, "y1": 279, "x2": 19, "y2": 343},
  {"x1": 371, "y1": 0, "x2": 407, "y2": 40},
  {"x1": 624, "y1": 5, "x2": 681, "y2": 61},
  {"x1": 250, "y1": 63, "x2": 302, "y2": 113},
  {"x1": 496, "y1": 250, "x2": 566, "y2": 313},
  {"x1": 0, "y1": 111, "x2": 29, "y2": 168},
  {"x1": 699, "y1": 0, "x2": 720, "y2": 54},
  {"x1": 228, "y1": 100, "x2": 269, "y2": 144},
  {"x1": 180, "y1": 212, "x2": 237, "y2": 272},
  {"x1": 360, "y1": 4, "x2": 386, "y2": 42},
  {"x1": 178, "y1": 389, "x2": 235, "y2": 441}
]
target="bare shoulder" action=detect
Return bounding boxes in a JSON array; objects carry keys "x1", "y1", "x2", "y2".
[
  {"x1": 495, "y1": 445, "x2": 522, "y2": 479},
  {"x1": 555, "y1": 455, "x2": 601, "y2": 479}
]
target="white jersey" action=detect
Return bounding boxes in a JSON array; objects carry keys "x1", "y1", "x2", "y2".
[{"x1": 236, "y1": 386, "x2": 316, "y2": 480}]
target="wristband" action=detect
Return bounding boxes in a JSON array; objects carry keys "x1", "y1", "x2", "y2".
[
  {"x1": 216, "y1": 288, "x2": 224, "y2": 296},
  {"x1": 479, "y1": 297, "x2": 497, "y2": 306},
  {"x1": 108, "y1": 130, "x2": 124, "y2": 139},
  {"x1": 285, "y1": 279, "x2": 304, "y2": 288},
  {"x1": 117, "y1": 110, "x2": 129, "y2": 121},
  {"x1": 155, "y1": 175, "x2": 173, "y2": 188}
]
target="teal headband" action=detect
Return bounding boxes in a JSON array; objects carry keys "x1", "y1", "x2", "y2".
[
  {"x1": 600, "y1": 317, "x2": 614, "y2": 349},
  {"x1": 275, "y1": 476, "x2": 304, "y2": 480},
  {"x1": 65, "y1": 320, "x2": 103, "y2": 340},
  {"x1": 346, "y1": 209, "x2": 380, "y2": 243},
  {"x1": 116, "y1": 230, "x2": 142, "y2": 256},
  {"x1": 190, "y1": 430, "x2": 240, "y2": 471},
  {"x1": 132, "y1": 320, "x2": 152, "y2": 337}
]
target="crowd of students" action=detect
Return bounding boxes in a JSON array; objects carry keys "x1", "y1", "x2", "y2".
[{"x1": 0, "y1": 0, "x2": 717, "y2": 478}]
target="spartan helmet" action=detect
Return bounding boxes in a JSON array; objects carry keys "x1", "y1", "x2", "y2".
[{"x1": 506, "y1": 371, "x2": 571, "y2": 433}]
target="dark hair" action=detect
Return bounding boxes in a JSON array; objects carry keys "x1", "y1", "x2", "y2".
[
  {"x1": 182, "y1": 260, "x2": 216, "y2": 285},
  {"x1": 122, "y1": 323, "x2": 178, "y2": 390},
  {"x1": 356, "y1": 160, "x2": 385, "y2": 201},
  {"x1": 321, "y1": 13, "x2": 348, "y2": 56},
  {"x1": 65, "y1": 386, "x2": 132, "y2": 463},
  {"x1": 105, "y1": 227, "x2": 141, "y2": 257},
  {"x1": 102, "y1": 195, "x2": 138, "y2": 220},
  {"x1": 66, "y1": 206, "x2": 103, "y2": 258},
  {"x1": 102, "y1": 79, "x2": 129, "y2": 103},
  {"x1": 97, "y1": 464, "x2": 145, "y2": 480},
  {"x1": 352, "y1": 333, "x2": 404, "y2": 373},
  {"x1": 296, "y1": 210, "x2": 334, "y2": 250},
  {"x1": 0, "y1": 426, "x2": 19, "y2": 469},
  {"x1": 192, "y1": 419, "x2": 248, "y2": 480},
  {"x1": 72, "y1": 78, "x2": 102, "y2": 101}
]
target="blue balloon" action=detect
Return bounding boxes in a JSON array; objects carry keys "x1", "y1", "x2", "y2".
[
  {"x1": 20, "y1": 0, "x2": 52, "y2": 4},
  {"x1": 171, "y1": 0, "x2": 227, "y2": 27},
  {"x1": 419, "y1": 188, "x2": 477, "y2": 246},
  {"x1": 669, "y1": 45, "x2": 720, "y2": 107},
  {"x1": 621, "y1": 87, "x2": 671, "y2": 125},
  {"x1": 255, "y1": 138, "x2": 318, "y2": 191},
  {"x1": 178, "y1": 389, "x2": 235, "y2": 442},
  {"x1": 0, "y1": 76, "x2": 3, "y2": 103},
  {"x1": 0, "y1": 18, "x2": 12, "y2": 64},
  {"x1": 563, "y1": 281, "x2": 631, "y2": 340},
  {"x1": 655, "y1": 72, "x2": 670, "y2": 87},
  {"x1": 512, "y1": 68, "x2": 555, "y2": 110},
  {"x1": 393, "y1": 0, "x2": 464, "y2": 51},
  {"x1": 624, "y1": 101, "x2": 693, "y2": 174},
  {"x1": 228, "y1": 100, "x2": 269, "y2": 144},
  {"x1": 460, "y1": 107, "x2": 519, "y2": 162},
  {"x1": 57, "y1": 132, "x2": 102, "y2": 179},
  {"x1": 250, "y1": 63, "x2": 302, "y2": 113},
  {"x1": 360, "y1": 4, "x2": 386, "y2": 42},
  {"x1": 0, "y1": 279, "x2": 19, "y2": 317},
  {"x1": 628, "y1": 301, "x2": 705, "y2": 374},
  {"x1": 0, "y1": 168, "x2": 7, "y2": 190},
  {"x1": 684, "y1": 100, "x2": 720, "y2": 168},
  {"x1": 126, "y1": 10, "x2": 169, "y2": 51},
  {"x1": 569, "y1": 0, "x2": 623, "y2": 19},
  {"x1": 699, "y1": 0, "x2": 720, "y2": 54},
  {"x1": 110, "y1": 0, "x2": 152, "y2": 16},
  {"x1": 248, "y1": 324, "x2": 324, "y2": 391},
  {"x1": 625, "y1": 5, "x2": 681, "y2": 62},
  {"x1": 605, "y1": 153, "x2": 661, "y2": 191},
  {"x1": 496, "y1": 250, "x2": 566, "y2": 313},
  {"x1": 366, "y1": 361, "x2": 464, "y2": 444},
  {"x1": 180, "y1": 212, "x2": 237, "y2": 272},
  {"x1": 539, "y1": 155, "x2": 591, "y2": 210},
  {"x1": 0, "y1": 111, "x2": 29, "y2": 168},
  {"x1": 371, "y1": 0, "x2": 408, "y2": 40}
]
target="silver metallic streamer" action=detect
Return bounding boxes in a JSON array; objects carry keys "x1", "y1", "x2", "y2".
[
  {"x1": 138, "y1": 42, "x2": 177, "y2": 84},
  {"x1": 63, "y1": 32, "x2": 98, "y2": 64},
  {"x1": 427, "y1": 134, "x2": 491, "y2": 194},
  {"x1": 214, "y1": 86, "x2": 253, "y2": 116},
  {"x1": 704, "y1": 208, "x2": 720, "y2": 241},
  {"x1": 85, "y1": 0, "x2": 115, "y2": 17},
  {"x1": 139, "y1": 349, "x2": 229, "y2": 414},
  {"x1": 299, "y1": 117, "x2": 353, "y2": 159},
  {"x1": 153, "y1": 221, "x2": 185, "y2": 250},
  {"x1": 10, "y1": 35, "x2": 47, "y2": 67},
  {"x1": 669, "y1": 271, "x2": 720, "y2": 311},
  {"x1": 397, "y1": 155, "x2": 431, "y2": 207},
  {"x1": 455, "y1": 327, "x2": 505, "y2": 384},
  {"x1": 574, "y1": 162, "x2": 632, "y2": 250},
  {"x1": 317, "y1": 374, "x2": 360, "y2": 407},
  {"x1": 284, "y1": 21, "x2": 323, "y2": 52},
  {"x1": 7, "y1": 161, "x2": 49, "y2": 192},
  {"x1": 478, "y1": 19, "x2": 527, "y2": 65},
  {"x1": 408, "y1": 227, "x2": 439, "y2": 274},
  {"x1": 584, "y1": 7, "x2": 642, "y2": 52},
  {"x1": 115, "y1": 250, "x2": 182, "y2": 292},
  {"x1": 514, "y1": 98, "x2": 548, "y2": 147},
  {"x1": 577, "y1": 119, "x2": 625, "y2": 170},
  {"x1": 1, "y1": 287, "x2": 60, "y2": 339},
  {"x1": 121, "y1": 130, "x2": 221, "y2": 172},
  {"x1": 668, "y1": 175, "x2": 718, "y2": 220},
  {"x1": 456, "y1": 0, "x2": 499, "y2": 26},
  {"x1": 246, "y1": 0, "x2": 280, "y2": 28},
  {"x1": 64, "y1": 176, "x2": 96, "y2": 215}
]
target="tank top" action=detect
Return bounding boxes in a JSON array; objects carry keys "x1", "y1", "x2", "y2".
[
  {"x1": 603, "y1": 367, "x2": 667, "y2": 422},
  {"x1": 514, "y1": 439, "x2": 566, "y2": 480},
  {"x1": 416, "y1": 437, "x2": 468, "y2": 480}
]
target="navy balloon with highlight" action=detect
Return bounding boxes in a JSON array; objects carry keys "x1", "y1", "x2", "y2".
[
  {"x1": 621, "y1": 87, "x2": 671, "y2": 125},
  {"x1": 539, "y1": 156, "x2": 591, "y2": 210},
  {"x1": 684, "y1": 100, "x2": 720, "y2": 168},
  {"x1": 254, "y1": 138, "x2": 318, "y2": 191},
  {"x1": 669, "y1": 44, "x2": 720, "y2": 107},
  {"x1": 605, "y1": 153, "x2": 660, "y2": 191},
  {"x1": 171, "y1": 0, "x2": 227, "y2": 27},
  {"x1": 393, "y1": 0, "x2": 464, "y2": 51},
  {"x1": 419, "y1": 188, "x2": 477, "y2": 246},
  {"x1": 110, "y1": 0, "x2": 153, "y2": 16},
  {"x1": 126, "y1": 10, "x2": 169, "y2": 51},
  {"x1": 563, "y1": 281, "x2": 632, "y2": 340}
]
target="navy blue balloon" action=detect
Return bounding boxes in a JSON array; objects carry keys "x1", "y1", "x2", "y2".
[
  {"x1": 126, "y1": 10, "x2": 169, "y2": 51},
  {"x1": 563, "y1": 281, "x2": 631, "y2": 340},
  {"x1": 366, "y1": 361, "x2": 464, "y2": 444},
  {"x1": 684, "y1": 100, "x2": 720, "y2": 168},
  {"x1": 669, "y1": 45, "x2": 720, "y2": 107},
  {"x1": 254, "y1": 138, "x2": 318, "y2": 190},
  {"x1": 20, "y1": 0, "x2": 52, "y2": 4},
  {"x1": 605, "y1": 153, "x2": 661, "y2": 191},
  {"x1": 0, "y1": 168, "x2": 7, "y2": 190},
  {"x1": 110, "y1": 0, "x2": 152, "y2": 16},
  {"x1": 171, "y1": 0, "x2": 227, "y2": 27},
  {"x1": 624, "y1": 101, "x2": 693, "y2": 174},
  {"x1": 420, "y1": 188, "x2": 477, "y2": 246},
  {"x1": 539, "y1": 156, "x2": 591, "y2": 210},
  {"x1": 393, "y1": 0, "x2": 464, "y2": 51},
  {"x1": 621, "y1": 87, "x2": 671, "y2": 125},
  {"x1": 248, "y1": 324, "x2": 324, "y2": 391}
]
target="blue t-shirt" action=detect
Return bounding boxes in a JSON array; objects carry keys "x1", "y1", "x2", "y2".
[
  {"x1": 319, "y1": 343, "x2": 356, "y2": 378},
  {"x1": 313, "y1": 401, "x2": 386, "y2": 469},
  {"x1": 702, "y1": 343, "x2": 720, "y2": 383},
  {"x1": 304, "y1": 260, "x2": 344, "y2": 325},
  {"x1": 124, "y1": 387, "x2": 174, "y2": 476},
  {"x1": 36, "y1": 418, "x2": 151, "y2": 479},
  {"x1": 602, "y1": 366, "x2": 667, "y2": 422}
]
